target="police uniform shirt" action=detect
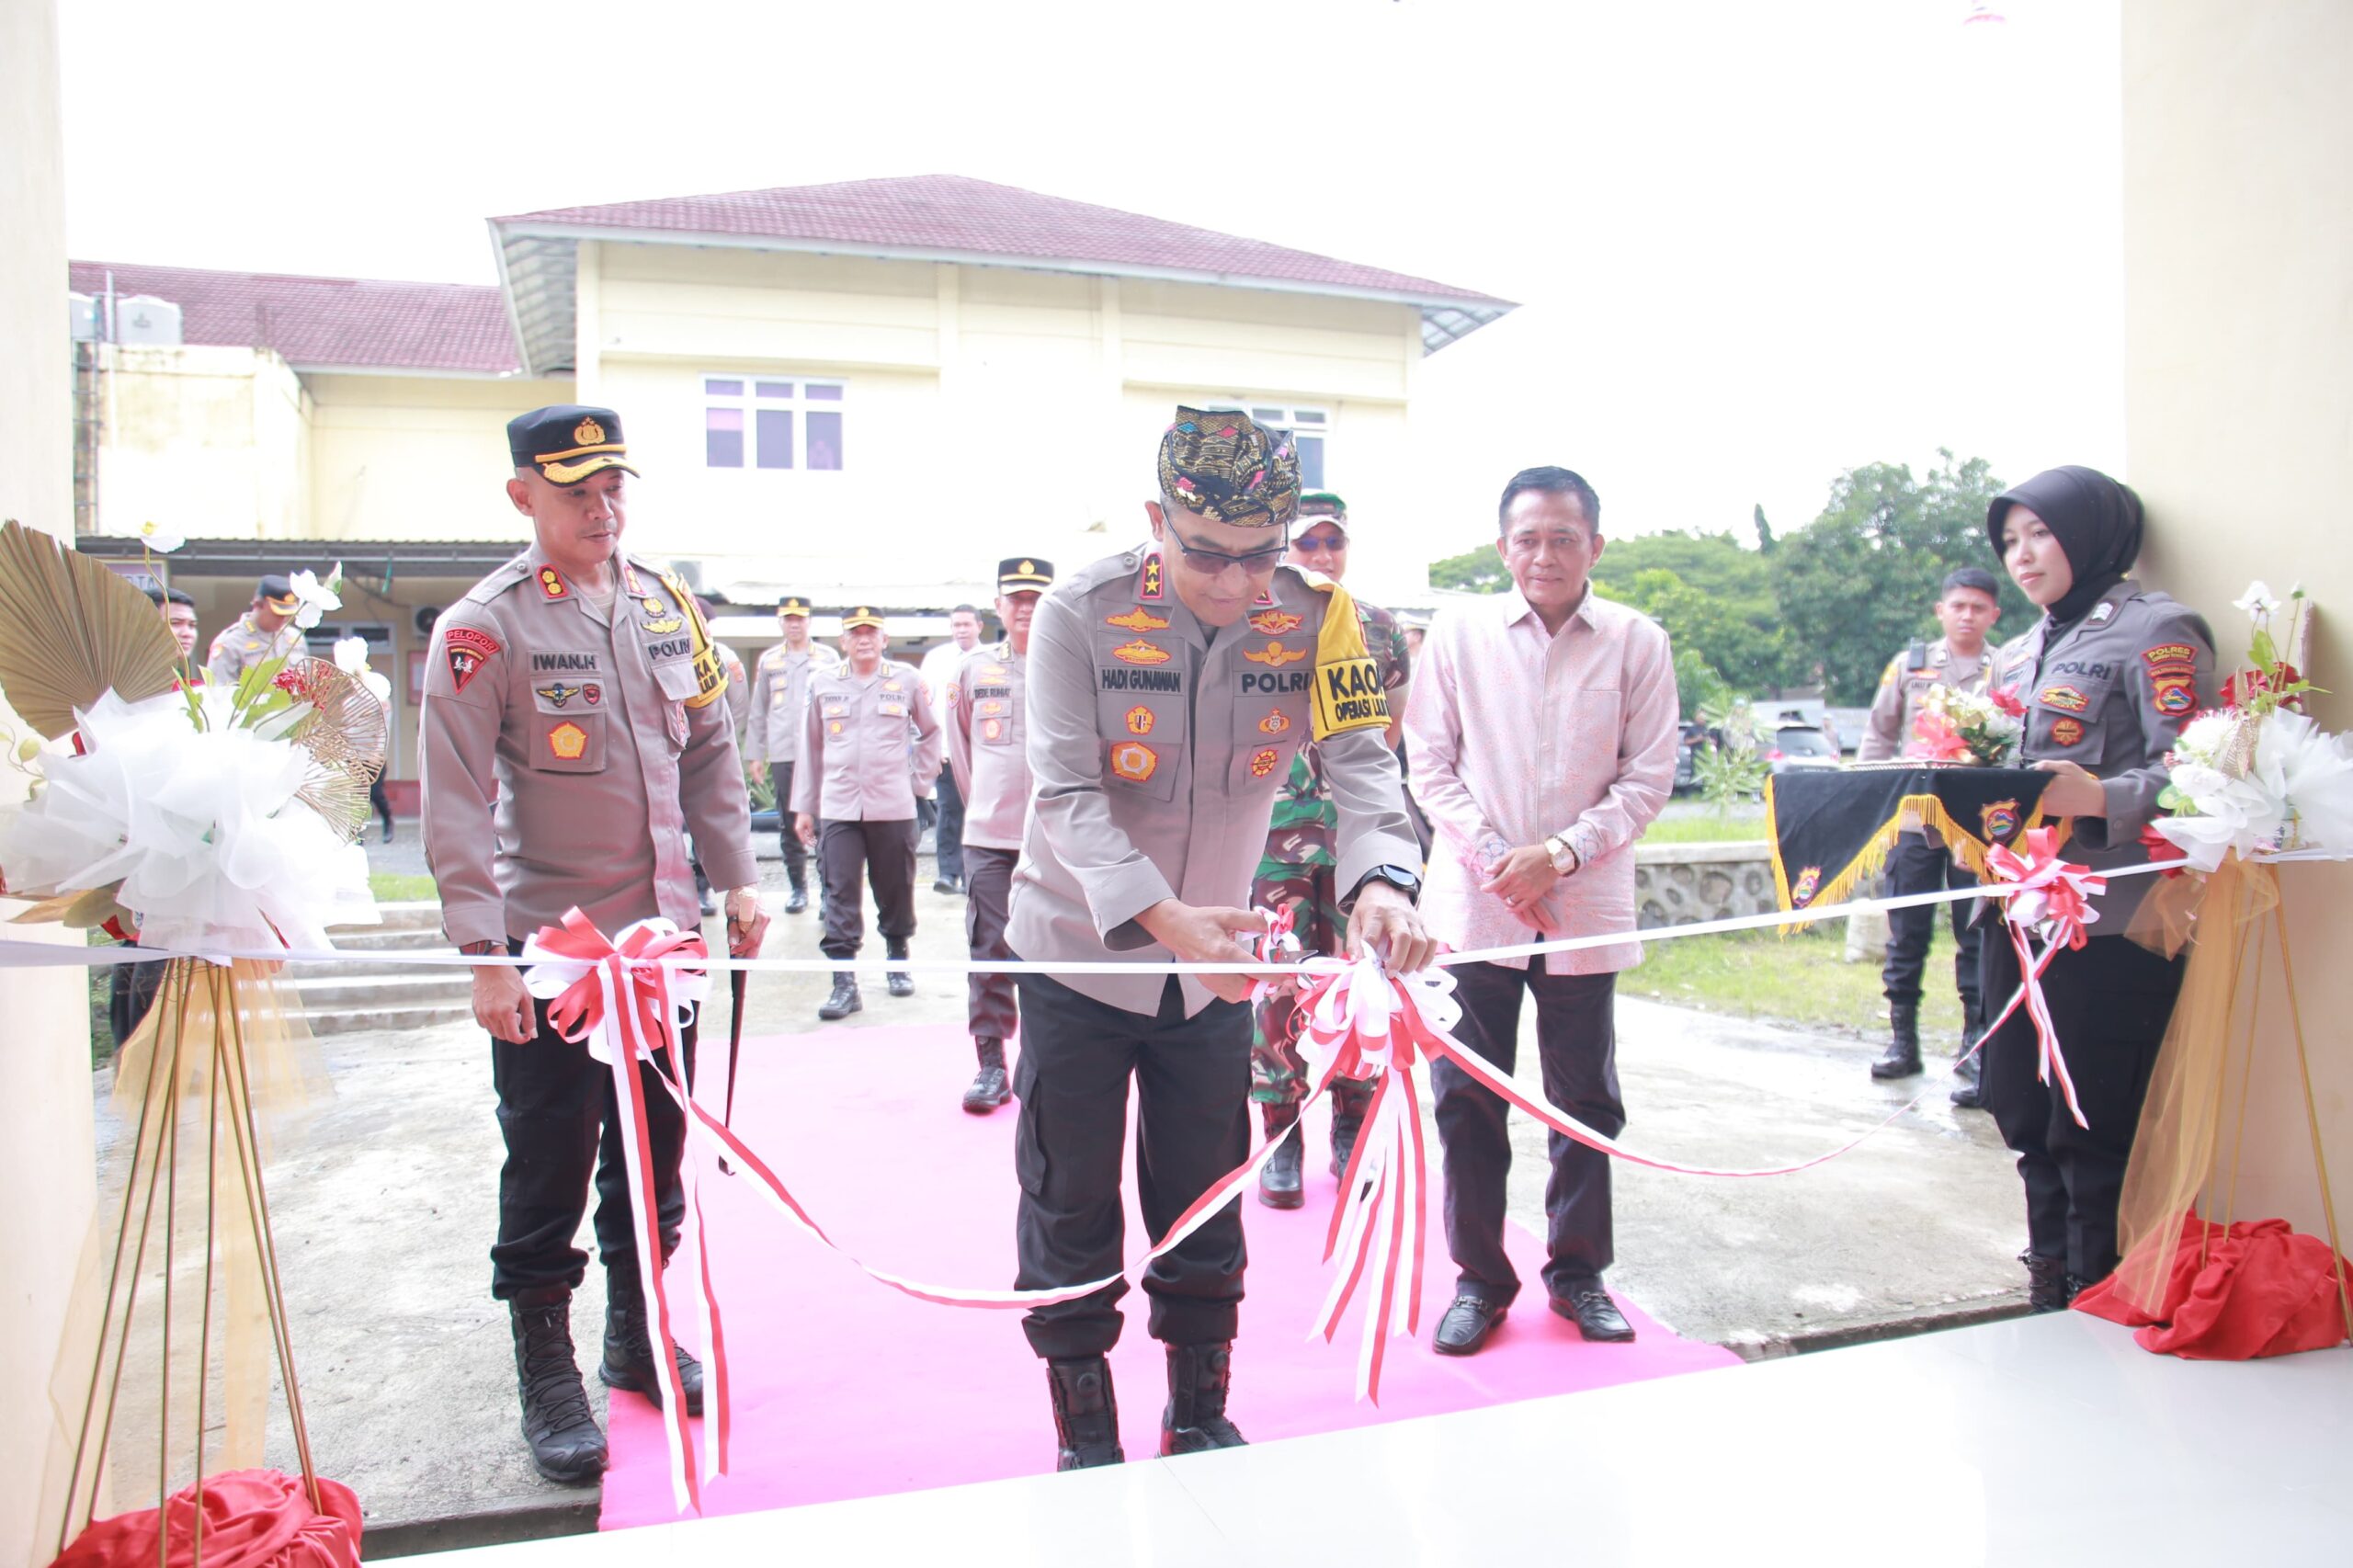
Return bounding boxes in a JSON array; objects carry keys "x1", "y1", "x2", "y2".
[
  {"x1": 945, "y1": 640, "x2": 1029, "y2": 850},
  {"x1": 205, "y1": 612, "x2": 305, "y2": 687},
  {"x1": 1006, "y1": 551, "x2": 1420, "y2": 1019},
  {"x1": 1991, "y1": 580, "x2": 2217, "y2": 931},
  {"x1": 419, "y1": 542, "x2": 756, "y2": 949},
  {"x1": 1858, "y1": 636, "x2": 1994, "y2": 763},
  {"x1": 790, "y1": 658, "x2": 943, "y2": 823},
  {"x1": 745, "y1": 641, "x2": 841, "y2": 764}
]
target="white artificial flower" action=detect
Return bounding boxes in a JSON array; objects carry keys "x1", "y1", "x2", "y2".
[
  {"x1": 135, "y1": 519, "x2": 184, "y2": 554},
  {"x1": 2261, "y1": 710, "x2": 2353, "y2": 853},
  {"x1": 2173, "y1": 711, "x2": 2235, "y2": 764},
  {"x1": 360, "y1": 669, "x2": 392, "y2": 706},
  {"x1": 332, "y1": 635, "x2": 369, "y2": 676},
  {"x1": 2233, "y1": 581, "x2": 2280, "y2": 619},
  {"x1": 287, "y1": 569, "x2": 342, "y2": 631}
]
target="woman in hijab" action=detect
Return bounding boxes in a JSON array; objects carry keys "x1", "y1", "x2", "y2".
[{"x1": 1980, "y1": 465, "x2": 2218, "y2": 1312}]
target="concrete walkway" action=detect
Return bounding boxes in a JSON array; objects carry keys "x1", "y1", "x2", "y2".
[{"x1": 88, "y1": 852, "x2": 2029, "y2": 1556}]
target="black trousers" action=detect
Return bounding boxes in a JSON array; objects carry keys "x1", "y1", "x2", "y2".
[
  {"x1": 1881, "y1": 830, "x2": 1984, "y2": 1021},
  {"x1": 1431, "y1": 960, "x2": 1623, "y2": 1304},
  {"x1": 1012, "y1": 971, "x2": 1250, "y2": 1358},
  {"x1": 772, "y1": 761, "x2": 811, "y2": 884},
  {"x1": 489, "y1": 942, "x2": 699, "y2": 1299},
  {"x1": 818, "y1": 817, "x2": 917, "y2": 960},
  {"x1": 964, "y1": 844, "x2": 1020, "y2": 1042},
  {"x1": 108, "y1": 957, "x2": 168, "y2": 1049},
  {"x1": 934, "y1": 766, "x2": 966, "y2": 883},
  {"x1": 1981, "y1": 932, "x2": 2184, "y2": 1280}
]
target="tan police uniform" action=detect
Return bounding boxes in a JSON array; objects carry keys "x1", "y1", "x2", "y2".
[
  {"x1": 948, "y1": 638, "x2": 1029, "y2": 1049},
  {"x1": 745, "y1": 630, "x2": 839, "y2": 888},
  {"x1": 790, "y1": 643, "x2": 942, "y2": 968},
  {"x1": 1006, "y1": 545, "x2": 1419, "y2": 1359},
  {"x1": 1858, "y1": 636, "x2": 1995, "y2": 763},
  {"x1": 205, "y1": 611, "x2": 304, "y2": 687}
]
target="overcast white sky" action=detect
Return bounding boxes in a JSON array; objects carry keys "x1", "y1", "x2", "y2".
[{"x1": 61, "y1": 0, "x2": 2124, "y2": 562}]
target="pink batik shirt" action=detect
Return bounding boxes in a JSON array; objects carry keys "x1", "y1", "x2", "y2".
[{"x1": 1403, "y1": 584, "x2": 1679, "y2": 974}]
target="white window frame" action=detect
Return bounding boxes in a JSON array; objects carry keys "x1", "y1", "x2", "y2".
[
  {"x1": 701, "y1": 374, "x2": 848, "y2": 472},
  {"x1": 1234, "y1": 401, "x2": 1331, "y2": 492}
]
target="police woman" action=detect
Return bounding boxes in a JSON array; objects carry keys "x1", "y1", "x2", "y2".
[{"x1": 1980, "y1": 466, "x2": 2216, "y2": 1312}]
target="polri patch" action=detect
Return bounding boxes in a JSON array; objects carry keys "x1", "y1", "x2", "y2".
[{"x1": 444, "y1": 626, "x2": 500, "y2": 693}]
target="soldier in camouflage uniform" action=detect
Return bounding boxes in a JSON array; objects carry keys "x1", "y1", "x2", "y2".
[{"x1": 1250, "y1": 493, "x2": 1414, "y2": 1209}]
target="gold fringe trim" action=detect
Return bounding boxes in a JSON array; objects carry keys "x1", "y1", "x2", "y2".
[{"x1": 1768, "y1": 781, "x2": 2072, "y2": 936}]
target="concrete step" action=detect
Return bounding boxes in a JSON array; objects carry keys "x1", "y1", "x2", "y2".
[
  {"x1": 324, "y1": 926, "x2": 454, "y2": 953},
  {"x1": 290, "y1": 971, "x2": 470, "y2": 1010},
  {"x1": 333, "y1": 900, "x2": 443, "y2": 936},
  {"x1": 303, "y1": 1001, "x2": 473, "y2": 1036}
]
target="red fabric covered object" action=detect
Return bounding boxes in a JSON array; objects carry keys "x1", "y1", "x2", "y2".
[
  {"x1": 51, "y1": 1470, "x2": 361, "y2": 1568},
  {"x1": 2075, "y1": 1212, "x2": 2353, "y2": 1359}
]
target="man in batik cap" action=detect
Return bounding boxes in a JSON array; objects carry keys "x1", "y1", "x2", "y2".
[
  {"x1": 745, "y1": 595, "x2": 840, "y2": 915},
  {"x1": 1247, "y1": 492, "x2": 1414, "y2": 1209},
  {"x1": 205, "y1": 572, "x2": 306, "y2": 685},
  {"x1": 944, "y1": 556, "x2": 1052, "y2": 1113},
  {"x1": 1006, "y1": 408, "x2": 1430, "y2": 1471}
]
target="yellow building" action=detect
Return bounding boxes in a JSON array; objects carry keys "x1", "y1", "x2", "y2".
[{"x1": 74, "y1": 176, "x2": 1512, "y2": 792}]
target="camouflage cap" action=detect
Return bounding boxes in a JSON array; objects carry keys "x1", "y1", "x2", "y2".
[{"x1": 1155, "y1": 407, "x2": 1300, "y2": 530}]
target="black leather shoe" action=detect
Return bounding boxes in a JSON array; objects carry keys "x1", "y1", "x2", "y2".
[
  {"x1": 1872, "y1": 1001, "x2": 1923, "y2": 1079},
  {"x1": 1256, "y1": 1132, "x2": 1303, "y2": 1210},
  {"x1": 1329, "y1": 1102, "x2": 1364, "y2": 1178},
  {"x1": 1549, "y1": 1284, "x2": 1635, "y2": 1342},
  {"x1": 1949, "y1": 1042, "x2": 1985, "y2": 1108},
  {"x1": 507, "y1": 1288, "x2": 607, "y2": 1483},
  {"x1": 1432, "y1": 1294, "x2": 1507, "y2": 1356},
  {"x1": 934, "y1": 876, "x2": 962, "y2": 895},
  {"x1": 818, "y1": 973, "x2": 861, "y2": 1020},
  {"x1": 887, "y1": 946, "x2": 915, "y2": 997},
  {"x1": 962, "y1": 1039, "x2": 1010, "y2": 1113},
  {"x1": 1160, "y1": 1343, "x2": 1245, "y2": 1455},
  {"x1": 601, "y1": 1268, "x2": 704, "y2": 1415},
  {"x1": 1046, "y1": 1357, "x2": 1124, "y2": 1471},
  {"x1": 2025, "y1": 1252, "x2": 2074, "y2": 1312},
  {"x1": 784, "y1": 884, "x2": 808, "y2": 915}
]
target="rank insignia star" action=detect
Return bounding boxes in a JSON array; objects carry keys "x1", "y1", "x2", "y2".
[{"x1": 537, "y1": 566, "x2": 568, "y2": 600}]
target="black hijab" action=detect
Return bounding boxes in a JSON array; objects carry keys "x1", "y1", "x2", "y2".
[{"x1": 1985, "y1": 465, "x2": 2145, "y2": 631}]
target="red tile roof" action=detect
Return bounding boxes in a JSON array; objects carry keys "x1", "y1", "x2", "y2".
[
  {"x1": 66, "y1": 260, "x2": 519, "y2": 374},
  {"x1": 498, "y1": 175, "x2": 1508, "y2": 305}
]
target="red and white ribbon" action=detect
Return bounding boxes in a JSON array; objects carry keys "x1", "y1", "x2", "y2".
[
  {"x1": 1981, "y1": 826, "x2": 2106, "y2": 1128},
  {"x1": 521, "y1": 910, "x2": 720, "y2": 1512}
]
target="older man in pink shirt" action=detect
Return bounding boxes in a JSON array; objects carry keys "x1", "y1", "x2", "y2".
[{"x1": 1404, "y1": 465, "x2": 1678, "y2": 1355}]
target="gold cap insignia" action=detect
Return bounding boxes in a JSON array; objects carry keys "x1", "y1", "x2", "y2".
[{"x1": 574, "y1": 416, "x2": 606, "y2": 446}]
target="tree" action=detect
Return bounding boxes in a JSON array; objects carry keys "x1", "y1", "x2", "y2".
[
  {"x1": 1770, "y1": 450, "x2": 2029, "y2": 705},
  {"x1": 1427, "y1": 542, "x2": 1510, "y2": 593},
  {"x1": 1593, "y1": 533, "x2": 1791, "y2": 696},
  {"x1": 1753, "y1": 504, "x2": 1777, "y2": 554}
]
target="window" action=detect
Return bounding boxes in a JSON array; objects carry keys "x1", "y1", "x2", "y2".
[
  {"x1": 1242, "y1": 403, "x2": 1329, "y2": 489},
  {"x1": 704, "y1": 376, "x2": 847, "y2": 471}
]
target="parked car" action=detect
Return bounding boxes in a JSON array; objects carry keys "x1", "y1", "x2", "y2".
[{"x1": 1766, "y1": 725, "x2": 1842, "y2": 776}]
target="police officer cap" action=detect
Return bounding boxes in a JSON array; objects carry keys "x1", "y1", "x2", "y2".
[
  {"x1": 256, "y1": 574, "x2": 298, "y2": 611},
  {"x1": 778, "y1": 596, "x2": 813, "y2": 617},
  {"x1": 841, "y1": 606, "x2": 886, "y2": 631},
  {"x1": 997, "y1": 558, "x2": 1055, "y2": 593},
  {"x1": 507, "y1": 405, "x2": 641, "y2": 484}
]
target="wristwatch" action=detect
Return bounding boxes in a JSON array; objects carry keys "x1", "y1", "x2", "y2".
[
  {"x1": 1351, "y1": 864, "x2": 1423, "y2": 903},
  {"x1": 1544, "y1": 833, "x2": 1581, "y2": 875}
]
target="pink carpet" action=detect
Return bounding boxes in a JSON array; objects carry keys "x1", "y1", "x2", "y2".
[{"x1": 600, "y1": 1023, "x2": 1740, "y2": 1528}]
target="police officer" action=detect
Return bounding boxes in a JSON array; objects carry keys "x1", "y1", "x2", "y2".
[
  {"x1": 205, "y1": 574, "x2": 305, "y2": 685},
  {"x1": 944, "y1": 557, "x2": 1051, "y2": 1113},
  {"x1": 791, "y1": 607, "x2": 941, "y2": 1018},
  {"x1": 420, "y1": 404, "x2": 767, "y2": 1484},
  {"x1": 1981, "y1": 465, "x2": 2214, "y2": 1312},
  {"x1": 745, "y1": 596, "x2": 839, "y2": 915},
  {"x1": 1007, "y1": 408, "x2": 1430, "y2": 1470},
  {"x1": 1858, "y1": 566, "x2": 2003, "y2": 1098},
  {"x1": 1247, "y1": 493, "x2": 1413, "y2": 1208}
]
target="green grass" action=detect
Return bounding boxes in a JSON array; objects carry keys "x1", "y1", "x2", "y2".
[
  {"x1": 1622, "y1": 925, "x2": 1966, "y2": 1040},
  {"x1": 1638, "y1": 812, "x2": 1771, "y2": 845},
  {"x1": 370, "y1": 871, "x2": 438, "y2": 903}
]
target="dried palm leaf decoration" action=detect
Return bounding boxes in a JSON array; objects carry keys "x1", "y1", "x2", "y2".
[{"x1": 0, "y1": 520, "x2": 181, "y2": 737}]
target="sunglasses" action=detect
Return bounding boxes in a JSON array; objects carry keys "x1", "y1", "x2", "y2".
[{"x1": 1168, "y1": 527, "x2": 1290, "y2": 575}]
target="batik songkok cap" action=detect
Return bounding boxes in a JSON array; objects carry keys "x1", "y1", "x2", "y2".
[{"x1": 1156, "y1": 407, "x2": 1301, "y2": 529}]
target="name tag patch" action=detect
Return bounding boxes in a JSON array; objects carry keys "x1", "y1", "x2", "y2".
[{"x1": 1100, "y1": 668, "x2": 1182, "y2": 693}]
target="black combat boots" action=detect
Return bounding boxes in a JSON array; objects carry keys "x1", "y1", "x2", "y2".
[
  {"x1": 1161, "y1": 1342, "x2": 1246, "y2": 1456},
  {"x1": 1951, "y1": 994, "x2": 1989, "y2": 1108},
  {"x1": 1256, "y1": 1105, "x2": 1303, "y2": 1210},
  {"x1": 2024, "y1": 1251, "x2": 2075, "y2": 1312},
  {"x1": 1329, "y1": 1097, "x2": 1366, "y2": 1178},
  {"x1": 886, "y1": 942, "x2": 915, "y2": 997},
  {"x1": 507, "y1": 1287, "x2": 607, "y2": 1483},
  {"x1": 784, "y1": 866, "x2": 809, "y2": 915},
  {"x1": 1045, "y1": 1357, "x2": 1124, "y2": 1470},
  {"x1": 962, "y1": 1038, "x2": 1010, "y2": 1113},
  {"x1": 600, "y1": 1267, "x2": 704, "y2": 1415},
  {"x1": 1871, "y1": 1000, "x2": 1923, "y2": 1078},
  {"x1": 819, "y1": 971, "x2": 861, "y2": 1020}
]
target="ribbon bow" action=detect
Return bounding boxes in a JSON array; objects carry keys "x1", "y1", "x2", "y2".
[
  {"x1": 522, "y1": 911, "x2": 720, "y2": 1512},
  {"x1": 1982, "y1": 827, "x2": 2105, "y2": 1128}
]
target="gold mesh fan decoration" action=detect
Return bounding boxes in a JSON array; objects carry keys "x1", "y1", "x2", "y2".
[
  {"x1": 278, "y1": 658, "x2": 388, "y2": 845},
  {"x1": 0, "y1": 520, "x2": 182, "y2": 737}
]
